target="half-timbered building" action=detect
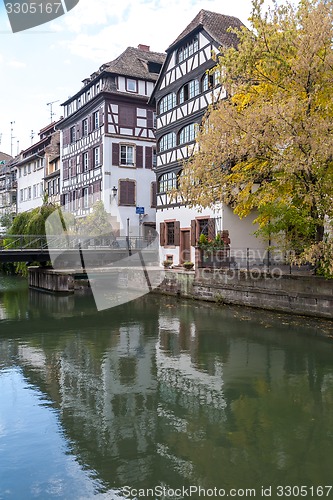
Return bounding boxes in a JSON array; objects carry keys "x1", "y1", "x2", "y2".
[
  {"x1": 58, "y1": 45, "x2": 165, "y2": 239},
  {"x1": 16, "y1": 122, "x2": 60, "y2": 213},
  {"x1": 150, "y1": 10, "x2": 266, "y2": 266}
]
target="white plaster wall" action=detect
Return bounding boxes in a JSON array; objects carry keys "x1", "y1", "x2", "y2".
[{"x1": 17, "y1": 164, "x2": 44, "y2": 213}]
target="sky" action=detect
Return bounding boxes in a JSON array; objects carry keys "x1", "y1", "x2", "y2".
[{"x1": 0, "y1": 0, "x2": 253, "y2": 156}]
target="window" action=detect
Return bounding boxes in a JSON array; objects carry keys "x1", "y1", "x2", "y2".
[
  {"x1": 126, "y1": 78, "x2": 137, "y2": 92},
  {"x1": 119, "y1": 179, "x2": 136, "y2": 206},
  {"x1": 94, "y1": 147, "x2": 100, "y2": 167},
  {"x1": 177, "y1": 35, "x2": 198, "y2": 63},
  {"x1": 70, "y1": 126, "x2": 76, "y2": 143},
  {"x1": 159, "y1": 93, "x2": 176, "y2": 114},
  {"x1": 152, "y1": 149, "x2": 157, "y2": 169},
  {"x1": 202, "y1": 71, "x2": 219, "y2": 91},
  {"x1": 40, "y1": 182, "x2": 43, "y2": 197},
  {"x1": 93, "y1": 111, "x2": 99, "y2": 129},
  {"x1": 28, "y1": 164, "x2": 31, "y2": 174},
  {"x1": 28, "y1": 187, "x2": 31, "y2": 200},
  {"x1": 120, "y1": 145, "x2": 134, "y2": 166},
  {"x1": 179, "y1": 80, "x2": 199, "y2": 104},
  {"x1": 39, "y1": 158, "x2": 44, "y2": 169},
  {"x1": 158, "y1": 172, "x2": 177, "y2": 193},
  {"x1": 83, "y1": 187, "x2": 89, "y2": 208},
  {"x1": 82, "y1": 118, "x2": 88, "y2": 136},
  {"x1": 82, "y1": 152, "x2": 89, "y2": 172},
  {"x1": 33, "y1": 184, "x2": 37, "y2": 198},
  {"x1": 24, "y1": 166, "x2": 27, "y2": 176},
  {"x1": 179, "y1": 123, "x2": 198, "y2": 144},
  {"x1": 20, "y1": 189, "x2": 23, "y2": 202},
  {"x1": 166, "y1": 222, "x2": 175, "y2": 245},
  {"x1": 158, "y1": 133, "x2": 176, "y2": 152}
]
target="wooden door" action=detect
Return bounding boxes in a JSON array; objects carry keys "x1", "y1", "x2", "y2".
[{"x1": 180, "y1": 230, "x2": 191, "y2": 263}]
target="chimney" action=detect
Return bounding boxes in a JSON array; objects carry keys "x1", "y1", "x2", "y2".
[{"x1": 138, "y1": 44, "x2": 150, "y2": 52}]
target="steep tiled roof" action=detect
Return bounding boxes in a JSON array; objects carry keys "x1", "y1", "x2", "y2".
[
  {"x1": 104, "y1": 46, "x2": 165, "y2": 81},
  {"x1": 168, "y1": 9, "x2": 244, "y2": 50}
]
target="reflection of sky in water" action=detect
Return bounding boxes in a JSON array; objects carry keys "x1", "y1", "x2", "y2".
[{"x1": 0, "y1": 368, "x2": 124, "y2": 499}]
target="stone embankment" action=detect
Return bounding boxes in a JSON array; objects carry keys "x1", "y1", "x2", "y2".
[{"x1": 157, "y1": 268, "x2": 333, "y2": 319}]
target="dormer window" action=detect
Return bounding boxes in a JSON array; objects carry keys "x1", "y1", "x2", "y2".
[
  {"x1": 126, "y1": 78, "x2": 137, "y2": 93},
  {"x1": 177, "y1": 35, "x2": 199, "y2": 63}
]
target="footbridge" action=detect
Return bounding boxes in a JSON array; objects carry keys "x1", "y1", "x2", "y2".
[{"x1": 0, "y1": 234, "x2": 158, "y2": 267}]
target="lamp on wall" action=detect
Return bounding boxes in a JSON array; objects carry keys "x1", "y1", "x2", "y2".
[{"x1": 112, "y1": 186, "x2": 118, "y2": 197}]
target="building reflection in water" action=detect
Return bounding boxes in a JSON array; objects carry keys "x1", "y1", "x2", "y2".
[{"x1": 2, "y1": 290, "x2": 333, "y2": 493}]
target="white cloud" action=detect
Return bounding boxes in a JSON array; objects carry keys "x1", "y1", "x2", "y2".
[{"x1": 8, "y1": 60, "x2": 27, "y2": 68}]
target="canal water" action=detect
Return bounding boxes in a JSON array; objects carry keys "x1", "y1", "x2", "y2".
[{"x1": 1, "y1": 275, "x2": 333, "y2": 500}]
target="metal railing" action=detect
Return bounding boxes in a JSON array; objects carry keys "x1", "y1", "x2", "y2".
[{"x1": 198, "y1": 247, "x2": 313, "y2": 275}]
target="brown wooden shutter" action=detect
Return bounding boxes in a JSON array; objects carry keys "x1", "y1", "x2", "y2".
[
  {"x1": 63, "y1": 129, "x2": 69, "y2": 146},
  {"x1": 147, "y1": 110, "x2": 153, "y2": 129},
  {"x1": 63, "y1": 160, "x2": 69, "y2": 180},
  {"x1": 151, "y1": 181, "x2": 157, "y2": 208},
  {"x1": 174, "y1": 221, "x2": 180, "y2": 246},
  {"x1": 99, "y1": 107, "x2": 104, "y2": 127},
  {"x1": 136, "y1": 146, "x2": 143, "y2": 168},
  {"x1": 89, "y1": 148, "x2": 93, "y2": 170},
  {"x1": 145, "y1": 146, "x2": 152, "y2": 169},
  {"x1": 208, "y1": 218, "x2": 215, "y2": 240},
  {"x1": 77, "y1": 123, "x2": 81, "y2": 139},
  {"x1": 119, "y1": 180, "x2": 135, "y2": 206},
  {"x1": 88, "y1": 114, "x2": 93, "y2": 133},
  {"x1": 191, "y1": 219, "x2": 197, "y2": 246},
  {"x1": 160, "y1": 222, "x2": 165, "y2": 246},
  {"x1": 100, "y1": 144, "x2": 103, "y2": 166},
  {"x1": 119, "y1": 105, "x2": 135, "y2": 127},
  {"x1": 128, "y1": 180, "x2": 135, "y2": 205},
  {"x1": 112, "y1": 143, "x2": 119, "y2": 165}
]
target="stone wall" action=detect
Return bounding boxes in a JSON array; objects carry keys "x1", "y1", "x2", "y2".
[{"x1": 157, "y1": 269, "x2": 333, "y2": 319}]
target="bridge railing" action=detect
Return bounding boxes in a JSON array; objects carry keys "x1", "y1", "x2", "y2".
[{"x1": 0, "y1": 234, "x2": 159, "y2": 251}]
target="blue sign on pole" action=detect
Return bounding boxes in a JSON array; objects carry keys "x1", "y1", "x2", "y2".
[{"x1": 136, "y1": 206, "x2": 144, "y2": 214}]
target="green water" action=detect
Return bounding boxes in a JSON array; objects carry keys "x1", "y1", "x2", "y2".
[{"x1": 0, "y1": 275, "x2": 333, "y2": 500}]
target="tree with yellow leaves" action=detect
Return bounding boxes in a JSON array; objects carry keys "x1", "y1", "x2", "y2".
[{"x1": 179, "y1": 0, "x2": 333, "y2": 256}]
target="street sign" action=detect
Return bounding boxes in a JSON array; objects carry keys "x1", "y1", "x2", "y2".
[{"x1": 136, "y1": 206, "x2": 144, "y2": 214}]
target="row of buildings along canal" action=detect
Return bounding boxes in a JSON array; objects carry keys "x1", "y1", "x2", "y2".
[{"x1": 0, "y1": 10, "x2": 264, "y2": 267}]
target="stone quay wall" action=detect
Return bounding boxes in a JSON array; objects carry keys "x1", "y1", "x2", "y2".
[{"x1": 157, "y1": 269, "x2": 333, "y2": 319}]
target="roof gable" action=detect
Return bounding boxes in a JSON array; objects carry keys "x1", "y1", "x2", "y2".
[{"x1": 168, "y1": 9, "x2": 244, "y2": 51}]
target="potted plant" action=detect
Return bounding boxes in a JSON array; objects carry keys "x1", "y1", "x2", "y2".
[
  {"x1": 163, "y1": 260, "x2": 172, "y2": 268},
  {"x1": 183, "y1": 261, "x2": 194, "y2": 270}
]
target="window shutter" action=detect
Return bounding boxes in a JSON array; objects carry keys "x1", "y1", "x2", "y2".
[
  {"x1": 77, "y1": 123, "x2": 81, "y2": 139},
  {"x1": 119, "y1": 105, "x2": 135, "y2": 127},
  {"x1": 160, "y1": 222, "x2": 165, "y2": 246},
  {"x1": 60, "y1": 194, "x2": 65, "y2": 206},
  {"x1": 63, "y1": 160, "x2": 69, "y2": 180},
  {"x1": 89, "y1": 148, "x2": 94, "y2": 170},
  {"x1": 112, "y1": 143, "x2": 119, "y2": 165},
  {"x1": 63, "y1": 129, "x2": 69, "y2": 146},
  {"x1": 136, "y1": 146, "x2": 143, "y2": 168},
  {"x1": 100, "y1": 144, "x2": 103, "y2": 166},
  {"x1": 99, "y1": 107, "x2": 103, "y2": 127},
  {"x1": 119, "y1": 180, "x2": 126, "y2": 205},
  {"x1": 151, "y1": 181, "x2": 157, "y2": 208},
  {"x1": 145, "y1": 146, "x2": 152, "y2": 169},
  {"x1": 128, "y1": 180, "x2": 135, "y2": 205},
  {"x1": 147, "y1": 110, "x2": 153, "y2": 129},
  {"x1": 88, "y1": 114, "x2": 93, "y2": 133},
  {"x1": 191, "y1": 219, "x2": 196, "y2": 246},
  {"x1": 208, "y1": 218, "x2": 215, "y2": 240},
  {"x1": 174, "y1": 221, "x2": 180, "y2": 246}
]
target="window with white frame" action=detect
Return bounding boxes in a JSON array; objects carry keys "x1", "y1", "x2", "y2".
[
  {"x1": 159, "y1": 93, "x2": 176, "y2": 114},
  {"x1": 179, "y1": 123, "x2": 198, "y2": 145},
  {"x1": 120, "y1": 145, "x2": 135, "y2": 166},
  {"x1": 93, "y1": 111, "x2": 99, "y2": 129},
  {"x1": 158, "y1": 133, "x2": 176, "y2": 152},
  {"x1": 126, "y1": 78, "x2": 137, "y2": 92},
  {"x1": 70, "y1": 126, "x2": 76, "y2": 143},
  {"x1": 158, "y1": 172, "x2": 177, "y2": 193},
  {"x1": 83, "y1": 187, "x2": 89, "y2": 208},
  {"x1": 179, "y1": 80, "x2": 199, "y2": 104},
  {"x1": 177, "y1": 35, "x2": 198, "y2": 63},
  {"x1": 82, "y1": 118, "x2": 88, "y2": 136},
  {"x1": 33, "y1": 184, "x2": 37, "y2": 198},
  {"x1": 20, "y1": 189, "x2": 23, "y2": 202},
  {"x1": 94, "y1": 147, "x2": 100, "y2": 167},
  {"x1": 83, "y1": 152, "x2": 89, "y2": 172}
]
